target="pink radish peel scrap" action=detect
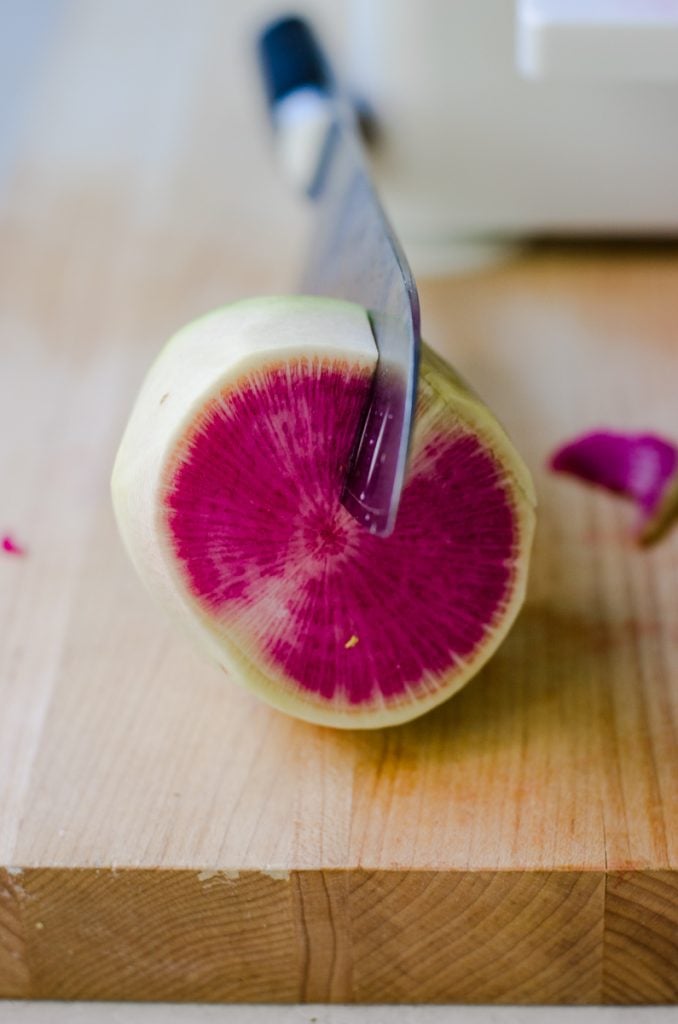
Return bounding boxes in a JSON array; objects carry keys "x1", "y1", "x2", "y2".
[
  {"x1": 550, "y1": 431, "x2": 678, "y2": 544},
  {"x1": 2, "y1": 534, "x2": 26, "y2": 556}
]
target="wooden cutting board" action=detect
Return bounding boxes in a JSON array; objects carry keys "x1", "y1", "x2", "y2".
[{"x1": 0, "y1": 0, "x2": 676, "y2": 1005}]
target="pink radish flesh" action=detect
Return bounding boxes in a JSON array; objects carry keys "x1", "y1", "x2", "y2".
[{"x1": 165, "y1": 357, "x2": 518, "y2": 707}]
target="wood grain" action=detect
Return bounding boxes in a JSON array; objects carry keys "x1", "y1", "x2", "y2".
[
  {"x1": 604, "y1": 872, "x2": 678, "y2": 1003},
  {"x1": 0, "y1": 0, "x2": 676, "y2": 1004}
]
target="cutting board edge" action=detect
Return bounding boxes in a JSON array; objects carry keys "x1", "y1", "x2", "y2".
[{"x1": 1, "y1": 865, "x2": 675, "y2": 1003}]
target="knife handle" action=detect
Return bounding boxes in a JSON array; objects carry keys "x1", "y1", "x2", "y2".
[
  {"x1": 257, "y1": 16, "x2": 336, "y2": 195},
  {"x1": 258, "y1": 16, "x2": 331, "y2": 105}
]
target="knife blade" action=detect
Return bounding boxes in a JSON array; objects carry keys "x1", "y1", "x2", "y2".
[{"x1": 258, "y1": 16, "x2": 420, "y2": 536}]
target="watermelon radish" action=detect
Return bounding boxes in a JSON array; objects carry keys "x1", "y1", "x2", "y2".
[{"x1": 112, "y1": 297, "x2": 535, "y2": 728}]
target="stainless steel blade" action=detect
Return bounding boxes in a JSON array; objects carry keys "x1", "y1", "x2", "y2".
[{"x1": 301, "y1": 113, "x2": 420, "y2": 537}]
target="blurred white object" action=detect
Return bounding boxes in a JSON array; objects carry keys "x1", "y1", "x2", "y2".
[
  {"x1": 346, "y1": 0, "x2": 678, "y2": 270},
  {"x1": 518, "y1": 0, "x2": 678, "y2": 80}
]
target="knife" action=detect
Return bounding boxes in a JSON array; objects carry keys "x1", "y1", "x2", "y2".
[{"x1": 257, "y1": 15, "x2": 420, "y2": 537}]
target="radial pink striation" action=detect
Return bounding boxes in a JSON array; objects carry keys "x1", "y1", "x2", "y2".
[{"x1": 165, "y1": 357, "x2": 518, "y2": 709}]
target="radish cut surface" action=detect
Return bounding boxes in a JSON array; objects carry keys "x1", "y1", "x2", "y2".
[{"x1": 112, "y1": 297, "x2": 536, "y2": 728}]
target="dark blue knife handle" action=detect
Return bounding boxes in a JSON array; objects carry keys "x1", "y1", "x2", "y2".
[
  {"x1": 258, "y1": 16, "x2": 331, "y2": 111},
  {"x1": 257, "y1": 16, "x2": 340, "y2": 196}
]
